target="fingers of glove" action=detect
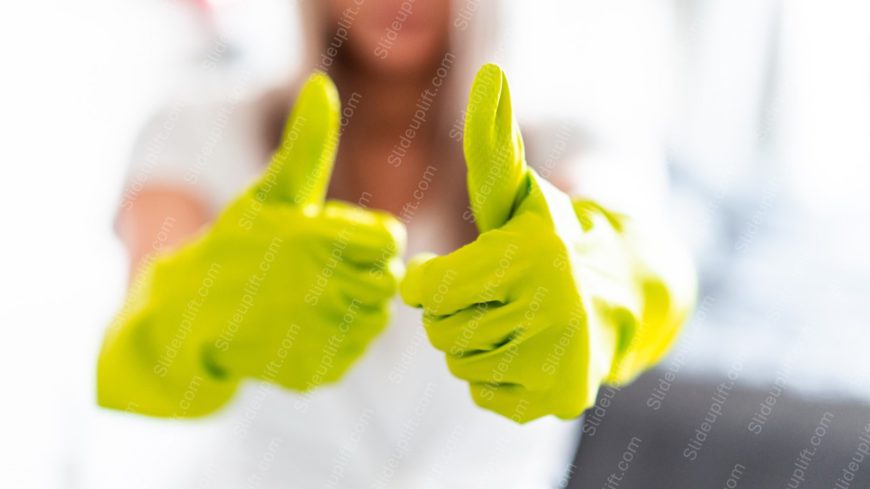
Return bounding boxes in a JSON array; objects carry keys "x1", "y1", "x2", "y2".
[
  {"x1": 406, "y1": 211, "x2": 555, "y2": 314},
  {"x1": 315, "y1": 287, "x2": 392, "y2": 339},
  {"x1": 401, "y1": 252, "x2": 510, "y2": 316},
  {"x1": 259, "y1": 72, "x2": 340, "y2": 206},
  {"x1": 310, "y1": 202, "x2": 407, "y2": 265},
  {"x1": 268, "y1": 339, "x2": 358, "y2": 392},
  {"x1": 297, "y1": 304, "x2": 389, "y2": 352},
  {"x1": 334, "y1": 252, "x2": 404, "y2": 297},
  {"x1": 355, "y1": 306, "x2": 392, "y2": 337},
  {"x1": 204, "y1": 341, "x2": 270, "y2": 380},
  {"x1": 468, "y1": 382, "x2": 554, "y2": 423},
  {"x1": 450, "y1": 336, "x2": 564, "y2": 397},
  {"x1": 335, "y1": 268, "x2": 401, "y2": 307},
  {"x1": 331, "y1": 294, "x2": 390, "y2": 339},
  {"x1": 204, "y1": 304, "x2": 386, "y2": 384},
  {"x1": 204, "y1": 315, "x2": 315, "y2": 379},
  {"x1": 311, "y1": 264, "x2": 399, "y2": 314},
  {"x1": 305, "y1": 312, "x2": 388, "y2": 387},
  {"x1": 423, "y1": 302, "x2": 523, "y2": 355},
  {"x1": 400, "y1": 229, "x2": 522, "y2": 315}
]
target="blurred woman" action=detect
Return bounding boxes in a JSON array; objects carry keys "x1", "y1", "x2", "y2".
[{"x1": 101, "y1": 1, "x2": 693, "y2": 487}]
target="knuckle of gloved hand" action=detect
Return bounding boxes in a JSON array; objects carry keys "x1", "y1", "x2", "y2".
[
  {"x1": 423, "y1": 319, "x2": 456, "y2": 353},
  {"x1": 316, "y1": 281, "x2": 344, "y2": 307},
  {"x1": 420, "y1": 312, "x2": 440, "y2": 332},
  {"x1": 469, "y1": 382, "x2": 494, "y2": 407},
  {"x1": 425, "y1": 329, "x2": 455, "y2": 353},
  {"x1": 444, "y1": 354, "x2": 472, "y2": 379},
  {"x1": 370, "y1": 210, "x2": 407, "y2": 248},
  {"x1": 320, "y1": 365, "x2": 347, "y2": 385},
  {"x1": 470, "y1": 382, "x2": 510, "y2": 412},
  {"x1": 554, "y1": 399, "x2": 585, "y2": 420},
  {"x1": 527, "y1": 367, "x2": 557, "y2": 392},
  {"x1": 362, "y1": 308, "x2": 391, "y2": 330},
  {"x1": 381, "y1": 267, "x2": 402, "y2": 293},
  {"x1": 371, "y1": 255, "x2": 403, "y2": 285},
  {"x1": 350, "y1": 211, "x2": 401, "y2": 245}
]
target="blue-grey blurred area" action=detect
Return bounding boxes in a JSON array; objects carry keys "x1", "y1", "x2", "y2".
[
  {"x1": 569, "y1": 376, "x2": 870, "y2": 488},
  {"x1": 569, "y1": 0, "x2": 870, "y2": 487}
]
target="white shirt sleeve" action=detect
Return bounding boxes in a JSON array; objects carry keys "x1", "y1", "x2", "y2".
[{"x1": 119, "y1": 93, "x2": 269, "y2": 214}]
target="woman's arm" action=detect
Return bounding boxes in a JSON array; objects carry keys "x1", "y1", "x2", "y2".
[{"x1": 116, "y1": 187, "x2": 212, "y2": 273}]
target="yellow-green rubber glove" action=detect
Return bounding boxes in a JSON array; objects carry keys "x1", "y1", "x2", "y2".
[
  {"x1": 401, "y1": 64, "x2": 696, "y2": 423},
  {"x1": 98, "y1": 73, "x2": 406, "y2": 417}
]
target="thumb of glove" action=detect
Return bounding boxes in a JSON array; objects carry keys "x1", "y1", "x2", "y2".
[
  {"x1": 257, "y1": 71, "x2": 341, "y2": 207},
  {"x1": 463, "y1": 63, "x2": 530, "y2": 233}
]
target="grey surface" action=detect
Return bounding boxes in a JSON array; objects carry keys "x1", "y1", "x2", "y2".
[{"x1": 568, "y1": 368, "x2": 870, "y2": 488}]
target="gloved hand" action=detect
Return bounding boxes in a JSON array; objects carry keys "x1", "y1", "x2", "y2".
[
  {"x1": 401, "y1": 64, "x2": 695, "y2": 423},
  {"x1": 98, "y1": 73, "x2": 406, "y2": 417}
]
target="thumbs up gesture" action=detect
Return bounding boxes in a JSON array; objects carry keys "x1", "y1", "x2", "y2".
[
  {"x1": 98, "y1": 73, "x2": 406, "y2": 417},
  {"x1": 401, "y1": 64, "x2": 692, "y2": 423}
]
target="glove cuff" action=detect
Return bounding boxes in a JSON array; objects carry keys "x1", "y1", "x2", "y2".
[{"x1": 569, "y1": 198, "x2": 694, "y2": 386}]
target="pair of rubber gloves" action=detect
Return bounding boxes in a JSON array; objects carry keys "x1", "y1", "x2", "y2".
[{"x1": 98, "y1": 64, "x2": 695, "y2": 422}]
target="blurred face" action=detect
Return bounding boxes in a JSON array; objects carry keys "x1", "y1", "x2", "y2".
[{"x1": 325, "y1": 0, "x2": 451, "y2": 76}]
